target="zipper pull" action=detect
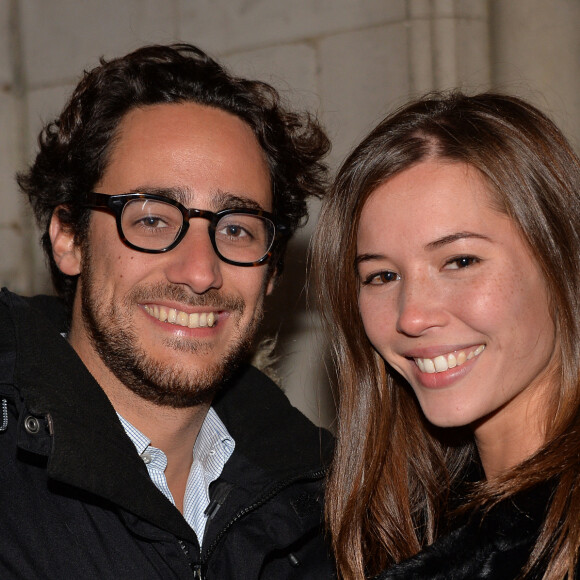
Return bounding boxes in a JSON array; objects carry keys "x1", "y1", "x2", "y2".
[
  {"x1": 192, "y1": 564, "x2": 203, "y2": 579},
  {"x1": 204, "y1": 481, "x2": 233, "y2": 520}
]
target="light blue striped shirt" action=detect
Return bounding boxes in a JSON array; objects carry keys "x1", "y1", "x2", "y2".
[{"x1": 118, "y1": 407, "x2": 235, "y2": 545}]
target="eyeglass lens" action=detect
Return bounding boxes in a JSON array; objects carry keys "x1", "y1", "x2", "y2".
[{"x1": 121, "y1": 198, "x2": 275, "y2": 263}]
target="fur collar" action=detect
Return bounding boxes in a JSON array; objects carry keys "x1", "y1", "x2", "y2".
[{"x1": 375, "y1": 485, "x2": 552, "y2": 579}]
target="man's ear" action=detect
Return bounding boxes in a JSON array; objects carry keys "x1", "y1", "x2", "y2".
[
  {"x1": 265, "y1": 263, "x2": 280, "y2": 296},
  {"x1": 49, "y1": 207, "x2": 82, "y2": 276}
]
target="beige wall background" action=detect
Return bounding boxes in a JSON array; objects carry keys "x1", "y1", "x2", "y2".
[{"x1": 2, "y1": 0, "x2": 579, "y2": 429}]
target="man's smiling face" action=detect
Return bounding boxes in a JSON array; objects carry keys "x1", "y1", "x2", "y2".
[{"x1": 60, "y1": 102, "x2": 274, "y2": 407}]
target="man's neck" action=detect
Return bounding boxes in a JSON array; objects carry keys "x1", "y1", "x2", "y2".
[
  {"x1": 120, "y1": 392, "x2": 211, "y2": 513},
  {"x1": 113, "y1": 387, "x2": 210, "y2": 455},
  {"x1": 110, "y1": 382, "x2": 211, "y2": 514}
]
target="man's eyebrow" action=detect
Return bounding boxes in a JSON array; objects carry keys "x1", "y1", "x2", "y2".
[
  {"x1": 425, "y1": 231, "x2": 491, "y2": 250},
  {"x1": 213, "y1": 190, "x2": 265, "y2": 211},
  {"x1": 128, "y1": 186, "x2": 189, "y2": 204},
  {"x1": 126, "y1": 187, "x2": 265, "y2": 211}
]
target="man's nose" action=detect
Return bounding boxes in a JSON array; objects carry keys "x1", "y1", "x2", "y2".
[
  {"x1": 163, "y1": 224, "x2": 223, "y2": 294},
  {"x1": 395, "y1": 276, "x2": 448, "y2": 337}
]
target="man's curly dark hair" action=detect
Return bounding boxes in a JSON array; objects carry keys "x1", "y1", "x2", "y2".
[{"x1": 18, "y1": 43, "x2": 330, "y2": 309}]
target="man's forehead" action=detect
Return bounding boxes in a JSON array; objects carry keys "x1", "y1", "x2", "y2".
[{"x1": 97, "y1": 103, "x2": 274, "y2": 211}]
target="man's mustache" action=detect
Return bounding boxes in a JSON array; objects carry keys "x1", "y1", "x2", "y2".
[{"x1": 128, "y1": 283, "x2": 245, "y2": 313}]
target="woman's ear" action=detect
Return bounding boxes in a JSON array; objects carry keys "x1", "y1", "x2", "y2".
[{"x1": 49, "y1": 207, "x2": 82, "y2": 276}]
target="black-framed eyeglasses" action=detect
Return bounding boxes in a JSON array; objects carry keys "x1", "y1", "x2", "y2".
[{"x1": 79, "y1": 192, "x2": 288, "y2": 267}]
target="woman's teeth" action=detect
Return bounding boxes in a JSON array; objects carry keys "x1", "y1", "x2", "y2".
[
  {"x1": 144, "y1": 305, "x2": 217, "y2": 328},
  {"x1": 415, "y1": 345, "x2": 485, "y2": 374}
]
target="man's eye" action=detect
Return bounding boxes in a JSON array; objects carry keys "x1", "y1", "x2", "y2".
[
  {"x1": 139, "y1": 216, "x2": 168, "y2": 229},
  {"x1": 219, "y1": 224, "x2": 249, "y2": 238},
  {"x1": 444, "y1": 256, "x2": 480, "y2": 270},
  {"x1": 362, "y1": 270, "x2": 400, "y2": 285}
]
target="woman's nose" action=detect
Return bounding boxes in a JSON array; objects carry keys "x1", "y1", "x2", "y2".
[{"x1": 396, "y1": 277, "x2": 448, "y2": 337}]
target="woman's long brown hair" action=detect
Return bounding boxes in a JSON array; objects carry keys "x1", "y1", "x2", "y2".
[{"x1": 311, "y1": 91, "x2": 580, "y2": 579}]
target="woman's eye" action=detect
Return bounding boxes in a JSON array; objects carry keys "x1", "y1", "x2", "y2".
[
  {"x1": 444, "y1": 256, "x2": 480, "y2": 270},
  {"x1": 362, "y1": 270, "x2": 400, "y2": 285}
]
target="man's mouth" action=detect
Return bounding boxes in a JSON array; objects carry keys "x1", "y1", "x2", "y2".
[
  {"x1": 143, "y1": 305, "x2": 218, "y2": 328},
  {"x1": 414, "y1": 345, "x2": 485, "y2": 374}
]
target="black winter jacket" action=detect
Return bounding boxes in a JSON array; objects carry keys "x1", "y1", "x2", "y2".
[
  {"x1": 0, "y1": 289, "x2": 335, "y2": 579},
  {"x1": 375, "y1": 483, "x2": 577, "y2": 579}
]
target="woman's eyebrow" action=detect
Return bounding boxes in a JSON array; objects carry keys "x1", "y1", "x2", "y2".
[
  {"x1": 355, "y1": 253, "x2": 384, "y2": 266},
  {"x1": 355, "y1": 232, "x2": 491, "y2": 265},
  {"x1": 425, "y1": 231, "x2": 491, "y2": 250}
]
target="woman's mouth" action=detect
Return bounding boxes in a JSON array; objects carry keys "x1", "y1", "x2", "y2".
[{"x1": 414, "y1": 345, "x2": 485, "y2": 374}]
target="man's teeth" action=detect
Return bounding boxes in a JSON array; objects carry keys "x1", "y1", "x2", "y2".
[
  {"x1": 415, "y1": 345, "x2": 485, "y2": 374},
  {"x1": 143, "y1": 305, "x2": 217, "y2": 328}
]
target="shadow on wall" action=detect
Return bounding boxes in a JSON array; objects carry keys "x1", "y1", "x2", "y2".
[{"x1": 258, "y1": 233, "x2": 337, "y2": 431}]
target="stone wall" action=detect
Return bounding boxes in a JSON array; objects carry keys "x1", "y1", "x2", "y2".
[{"x1": 2, "y1": 0, "x2": 579, "y2": 427}]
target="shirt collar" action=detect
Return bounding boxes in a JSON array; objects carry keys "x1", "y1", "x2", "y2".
[{"x1": 117, "y1": 407, "x2": 235, "y2": 465}]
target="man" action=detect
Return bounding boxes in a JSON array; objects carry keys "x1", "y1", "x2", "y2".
[{"x1": 0, "y1": 44, "x2": 332, "y2": 578}]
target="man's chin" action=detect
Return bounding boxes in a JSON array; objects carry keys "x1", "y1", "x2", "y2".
[
  {"x1": 98, "y1": 326, "x2": 256, "y2": 408},
  {"x1": 108, "y1": 348, "x2": 247, "y2": 409}
]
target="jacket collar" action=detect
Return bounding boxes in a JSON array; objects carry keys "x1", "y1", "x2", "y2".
[{"x1": 213, "y1": 364, "x2": 333, "y2": 483}]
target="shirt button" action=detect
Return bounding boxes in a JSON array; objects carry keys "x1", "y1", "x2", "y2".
[{"x1": 141, "y1": 452, "x2": 152, "y2": 464}]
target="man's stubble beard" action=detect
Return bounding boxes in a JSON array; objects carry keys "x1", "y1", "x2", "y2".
[{"x1": 79, "y1": 247, "x2": 265, "y2": 409}]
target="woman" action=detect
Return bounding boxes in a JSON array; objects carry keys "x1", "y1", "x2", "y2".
[{"x1": 312, "y1": 92, "x2": 580, "y2": 579}]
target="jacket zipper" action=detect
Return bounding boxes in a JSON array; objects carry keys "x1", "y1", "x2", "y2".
[
  {"x1": 178, "y1": 539, "x2": 203, "y2": 579},
  {"x1": 196, "y1": 468, "x2": 326, "y2": 577}
]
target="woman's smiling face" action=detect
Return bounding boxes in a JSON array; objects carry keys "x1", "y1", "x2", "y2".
[{"x1": 356, "y1": 160, "x2": 558, "y2": 446}]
